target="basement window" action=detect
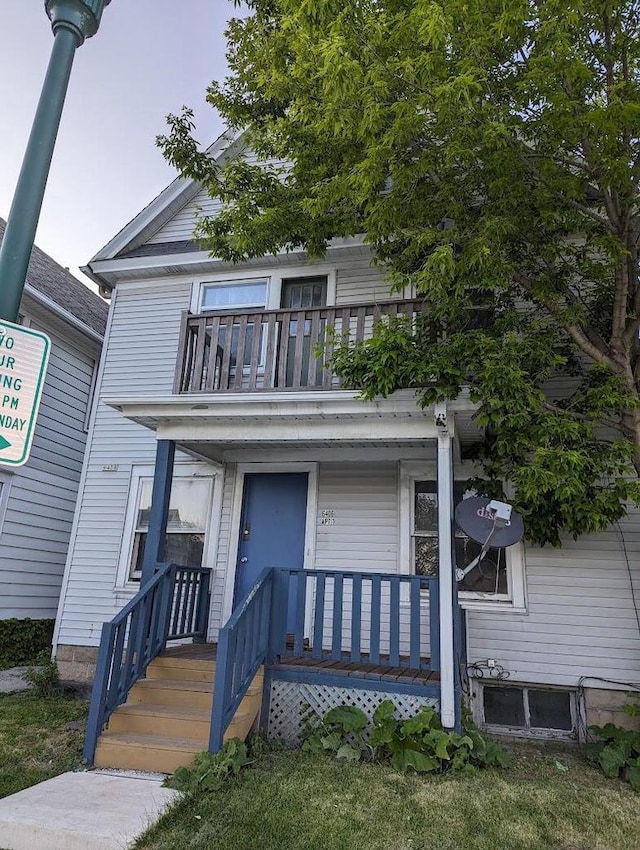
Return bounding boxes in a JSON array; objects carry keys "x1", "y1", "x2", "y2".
[{"x1": 482, "y1": 685, "x2": 575, "y2": 737}]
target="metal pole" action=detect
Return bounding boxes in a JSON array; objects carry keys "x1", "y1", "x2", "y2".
[
  {"x1": 0, "y1": 0, "x2": 111, "y2": 323},
  {"x1": 0, "y1": 27, "x2": 79, "y2": 322}
]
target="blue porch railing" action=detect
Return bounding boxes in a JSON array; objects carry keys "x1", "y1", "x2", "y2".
[
  {"x1": 274, "y1": 569, "x2": 439, "y2": 671},
  {"x1": 209, "y1": 568, "x2": 273, "y2": 751},
  {"x1": 83, "y1": 563, "x2": 211, "y2": 764},
  {"x1": 209, "y1": 568, "x2": 439, "y2": 750}
]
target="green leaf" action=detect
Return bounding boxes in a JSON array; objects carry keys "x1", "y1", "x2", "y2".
[
  {"x1": 321, "y1": 732, "x2": 343, "y2": 752},
  {"x1": 401, "y1": 707, "x2": 440, "y2": 736},
  {"x1": 373, "y1": 699, "x2": 396, "y2": 724},
  {"x1": 324, "y1": 705, "x2": 368, "y2": 732},
  {"x1": 336, "y1": 744, "x2": 362, "y2": 761},
  {"x1": 627, "y1": 761, "x2": 640, "y2": 792},
  {"x1": 599, "y1": 745, "x2": 627, "y2": 779},
  {"x1": 392, "y1": 748, "x2": 439, "y2": 773},
  {"x1": 428, "y1": 730, "x2": 452, "y2": 761}
]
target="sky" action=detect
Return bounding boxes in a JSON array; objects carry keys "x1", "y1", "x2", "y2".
[{"x1": 0, "y1": 1, "x2": 240, "y2": 289}]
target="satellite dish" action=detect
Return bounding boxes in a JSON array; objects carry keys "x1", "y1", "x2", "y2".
[{"x1": 455, "y1": 497, "x2": 524, "y2": 548}]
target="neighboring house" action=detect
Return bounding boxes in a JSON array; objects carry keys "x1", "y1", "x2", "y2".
[
  {"x1": 0, "y1": 218, "x2": 108, "y2": 622},
  {"x1": 52, "y1": 133, "x2": 640, "y2": 773}
]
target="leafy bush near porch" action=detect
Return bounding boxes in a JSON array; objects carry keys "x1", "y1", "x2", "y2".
[
  {"x1": 586, "y1": 705, "x2": 640, "y2": 792},
  {"x1": 0, "y1": 618, "x2": 54, "y2": 670},
  {"x1": 301, "y1": 700, "x2": 511, "y2": 775},
  {"x1": 165, "y1": 739, "x2": 253, "y2": 793}
]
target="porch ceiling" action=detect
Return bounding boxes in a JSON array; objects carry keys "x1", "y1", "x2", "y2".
[
  {"x1": 103, "y1": 389, "x2": 481, "y2": 457},
  {"x1": 180, "y1": 439, "x2": 437, "y2": 464}
]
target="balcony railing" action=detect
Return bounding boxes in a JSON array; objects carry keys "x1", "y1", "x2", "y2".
[{"x1": 174, "y1": 299, "x2": 427, "y2": 394}]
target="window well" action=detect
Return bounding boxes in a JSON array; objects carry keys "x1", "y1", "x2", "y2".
[{"x1": 482, "y1": 685, "x2": 574, "y2": 735}]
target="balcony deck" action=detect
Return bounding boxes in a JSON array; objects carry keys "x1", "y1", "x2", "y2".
[{"x1": 174, "y1": 299, "x2": 426, "y2": 394}]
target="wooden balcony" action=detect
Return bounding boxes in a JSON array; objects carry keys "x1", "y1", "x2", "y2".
[{"x1": 174, "y1": 299, "x2": 427, "y2": 394}]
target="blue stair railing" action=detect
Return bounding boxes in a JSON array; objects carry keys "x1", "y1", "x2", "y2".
[
  {"x1": 208, "y1": 568, "x2": 440, "y2": 751},
  {"x1": 209, "y1": 568, "x2": 274, "y2": 752},
  {"x1": 84, "y1": 563, "x2": 211, "y2": 764}
]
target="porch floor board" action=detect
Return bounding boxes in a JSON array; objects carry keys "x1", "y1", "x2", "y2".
[
  {"x1": 161, "y1": 643, "x2": 439, "y2": 684},
  {"x1": 162, "y1": 643, "x2": 218, "y2": 661},
  {"x1": 275, "y1": 656, "x2": 440, "y2": 684}
]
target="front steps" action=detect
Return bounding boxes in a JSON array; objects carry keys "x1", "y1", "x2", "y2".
[{"x1": 93, "y1": 649, "x2": 263, "y2": 773}]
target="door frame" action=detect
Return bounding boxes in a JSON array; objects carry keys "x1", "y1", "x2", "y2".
[{"x1": 221, "y1": 462, "x2": 319, "y2": 624}]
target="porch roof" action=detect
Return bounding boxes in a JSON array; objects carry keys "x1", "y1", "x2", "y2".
[{"x1": 103, "y1": 389, "x2": 481, "y2": 462}]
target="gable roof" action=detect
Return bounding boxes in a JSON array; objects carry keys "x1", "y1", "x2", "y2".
[
  {"x1": 88, "y1": 128, "x2": 242, "y2": 270},
  {"x1": 0, "y1": 218, "x2": 108, "y2": 338}
]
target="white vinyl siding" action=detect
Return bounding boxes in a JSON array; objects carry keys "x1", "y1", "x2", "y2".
[
  {"x1": 206, "y1": 463, "x2": 237, "y2": 642},
  {"x1": 313, "y1": 462, "x2": 434, "y2": 659},
  {"x1": 148, "y1": 187, "x2": 224, "y2": 244},
  {"x1": 315, "y1": 463, "x2": 398, "y2": 573},
  {"x1": 335, "y1": 263, "x2": 400, "y2": 305},
  {"x1": 55, "y1": 281, "x2": 197, "y2": 644},
  {"x1": 0, "y1": 324, "x2": 97, "y2": 620},
  {"x1": 466, "y1": 507, "x2": 640, "y2": 688}
]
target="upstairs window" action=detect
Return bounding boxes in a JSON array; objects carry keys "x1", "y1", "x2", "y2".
[{"x1": 201, "y1": 279, "x2": 267, "y2": 311}]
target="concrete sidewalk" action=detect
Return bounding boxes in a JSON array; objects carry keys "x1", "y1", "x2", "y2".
[
  {"x1": 0, "y1": 667, "x2": 30, "y2": 695},
  {"x1": 0, "y1": 770, "x2": 181, "y2": 850}
]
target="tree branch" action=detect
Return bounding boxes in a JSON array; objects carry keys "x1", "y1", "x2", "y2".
[{"x1": 513, "y1": 271, "x2": 618, "y2": 370}]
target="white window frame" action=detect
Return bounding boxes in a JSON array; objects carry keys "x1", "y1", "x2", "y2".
[
  {"x1": 399, "y1": 460, "x2": 527, "y2": 613},
  {"x1": 190, "y1": 265, "x2": 338, "y2": 314},
  {"x1": 116, "y1": 462, "x2": 223, "y2": 589}
]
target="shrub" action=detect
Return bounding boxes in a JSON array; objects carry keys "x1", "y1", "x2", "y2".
[
  {"x1": 24, "y1": 651, "x2": 61, "y2": 698},
  {"x1": 301, "y1": 700, "x2": 512, "y2": 775},
  {"x1": 0, "y1": 618, "x2": 55, "y2": 670},
  {"x1": 165, "y1": 739, "x2": 251, "y2": 793},
  {"x1": 586, "y1": 712, "x2": 640, "y2": 792}
]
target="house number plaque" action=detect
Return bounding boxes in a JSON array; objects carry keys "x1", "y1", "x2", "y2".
[{"x1": 320, "y1": 509, "x2": 335, "y2": 526}]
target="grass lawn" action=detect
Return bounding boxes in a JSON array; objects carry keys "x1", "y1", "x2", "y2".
[
  {"x1": 0, "y1": 692, "x2": 87, "y2": 798},
  {"x1": 135, "y1": 742, "x2": 640, "y2": 850}
]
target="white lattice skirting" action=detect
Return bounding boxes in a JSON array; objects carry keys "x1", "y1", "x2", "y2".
[{"x1": 267, "y1": 679, "x2": 440, "y2": 744}]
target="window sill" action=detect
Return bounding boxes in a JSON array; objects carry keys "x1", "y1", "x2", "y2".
[
  {"x1": 459, "y1": 596, "x2": 527, "y2": 614},
  {"x1": 411, "y1": 588, "x2": 527, "y2": 615},
  {"x1": 481, "y1": 723, "x2": 575, "y2": 741}
]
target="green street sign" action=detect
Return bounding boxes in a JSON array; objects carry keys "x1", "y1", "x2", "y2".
[{"x1": 0, "y1": 320, "x2": 50, "y2": 468}]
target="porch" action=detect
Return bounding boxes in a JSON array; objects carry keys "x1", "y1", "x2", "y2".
[
  {"x1": 84, "y1": 400, "x2": 465, "y2": 771},
  {"x1": 84, "y1": 562, "x2": 447, "y2": 771}
]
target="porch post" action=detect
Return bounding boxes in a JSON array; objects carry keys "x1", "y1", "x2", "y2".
[
  {"x1": 141, "y1": 439, "x2": 176, "y2": 586},
  {"x1": 435, "y1": 404, "x2": 457, "y2": 730}
]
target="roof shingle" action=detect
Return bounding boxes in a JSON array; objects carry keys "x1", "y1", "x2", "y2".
[{"x1": 0, "y1": 218, "x2": 108, "y2": 337}]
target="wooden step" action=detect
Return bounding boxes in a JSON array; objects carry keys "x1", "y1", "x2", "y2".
[
  {"x1": 95, "y1": 708, "x2": 256, "y2": 773},
  {"x1": 108, "y1": 703, "x2": 212, "y2": 742},
  {"x1": 94, "y1": 731, "x2": 203, "y2": 773},
  {"x1": 93, "y1": 659, "x2": 265, "y2": 773},
  {"x1": 145, "y1": 658, "x2": 215, "y2": 683},
  {"x1": 128, "y1": 678, "x2": 215, "y2": 710}
]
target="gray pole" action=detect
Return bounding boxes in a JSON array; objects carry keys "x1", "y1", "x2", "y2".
[{"x1": 0, "y1": 0, "x2": 111, "y2": 323}]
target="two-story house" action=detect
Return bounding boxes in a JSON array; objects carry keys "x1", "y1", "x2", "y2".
[
  {"x1": 0, "y1": 218, "x2": 107, "y2": 627},
  {"x1": 52, "y1": 133, "x2": 640, "y2": 773}
]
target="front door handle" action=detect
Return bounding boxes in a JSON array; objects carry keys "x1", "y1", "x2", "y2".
[{"x1": 240, "y1": 556, "x2": 248, "y2": 563}]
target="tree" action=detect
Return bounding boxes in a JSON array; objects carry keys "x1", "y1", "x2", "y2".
[{"x1": 159, "y1": 0, "x2": 640, "y2": 545}]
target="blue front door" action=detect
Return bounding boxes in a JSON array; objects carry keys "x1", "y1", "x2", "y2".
[{"x1": 234, "y1": 473, "x2": 308, "y2": 627}]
